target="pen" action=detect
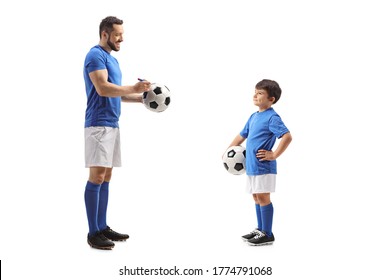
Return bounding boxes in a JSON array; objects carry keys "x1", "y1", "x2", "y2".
[{"x1": 138, "y1": 78, "x2": 145, "y2": 82}]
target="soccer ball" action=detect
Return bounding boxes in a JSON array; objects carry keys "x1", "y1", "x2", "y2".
[
  {"x1": 142, "y1": 83, "x2": 171, "y2": 112},
  {"x1": 222, "y1": 146, "x2": 246, "y2": 175}
]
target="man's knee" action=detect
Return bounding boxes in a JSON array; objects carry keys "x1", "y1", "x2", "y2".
[
  {"x1": 89, "y1": 176, "x2": 105, "y2": 185},
  {"x1": 104, "y1": 168, "x2": 113, "y2": 182},
  {"x1": 89, "y1": 167, "x2": 107, "y2": 185}
]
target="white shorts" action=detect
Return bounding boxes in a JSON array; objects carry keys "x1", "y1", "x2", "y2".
[
  {"x1": 246, "y1": 174, "x2": 276, "y2": 194},
  {"x1": 84, "y1": 126, "x2": 122, "y2": 168}
]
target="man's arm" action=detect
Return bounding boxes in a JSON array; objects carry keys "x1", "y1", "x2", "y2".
[
  {"x1": 121, "y1": 94, "x2": 143, "y2": 103},
  {"x1": 89, "y1": 69, "x2": 150, "y2": 97}
]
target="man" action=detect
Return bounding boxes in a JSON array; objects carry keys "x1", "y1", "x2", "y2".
[{"x1": 83, "y1": 16, "x2": 150, "y2": 250}]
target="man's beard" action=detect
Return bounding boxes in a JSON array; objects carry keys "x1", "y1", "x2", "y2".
[{"x1": 107, "y1": 38, "x2": 119, "y2": 51}]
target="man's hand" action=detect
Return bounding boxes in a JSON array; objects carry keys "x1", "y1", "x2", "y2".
[{"x1": 134, "y1": 80, "x2": 151, "y2": 93}]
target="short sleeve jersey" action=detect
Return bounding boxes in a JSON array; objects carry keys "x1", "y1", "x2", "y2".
[
  {"x1": 83, "y1": 45, "x2": 122, "y2": 128},
  {"x1": 240, "y1": 108, "x2": 289, "y2": 175}
]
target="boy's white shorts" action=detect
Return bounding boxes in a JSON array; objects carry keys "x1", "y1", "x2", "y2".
[
  {"x1": 246, "y1": 174, "x2": 276, "y2": 194},
  {"x1": 84, "y1": 126, "x2": 122, "y2": 168}
]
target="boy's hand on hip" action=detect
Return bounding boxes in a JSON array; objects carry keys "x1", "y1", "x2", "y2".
[{"x1": 256, "y1": 149, "x2": 275, "y2": 161}]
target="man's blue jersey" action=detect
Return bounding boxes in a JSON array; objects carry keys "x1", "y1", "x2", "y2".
[
  {"x1": 84, "y1": 45, "x2": 122, "y2": 128},
  {"x1": 240, "y1": 108, "x2": 289, "y2": 175}
]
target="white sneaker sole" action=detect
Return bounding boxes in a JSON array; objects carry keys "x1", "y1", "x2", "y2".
[{"x1": 247, "y1": 241, "x2": 274, "y2": 246}]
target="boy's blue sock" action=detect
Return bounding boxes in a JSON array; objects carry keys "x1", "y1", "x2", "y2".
[
  {"x1": 255, "y1": 204, "x2": 262, "y2": 230},
  {"x1": 84, "y1": 181, "x2": 101, "y2": 235},
  {"x1": 98, "y1": 181, "x2": 109, "y2": 230},
  {"x1": 261, "y1": 203, "x2": 274, "y2": 237}
]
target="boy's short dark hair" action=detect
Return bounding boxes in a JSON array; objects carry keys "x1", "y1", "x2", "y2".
[
  {"x1": 99, "y1": 16, "x2": 123, "y2": 38},
  {"x1": 256, "y1": 79, "x2": 282, "y2": 104}
]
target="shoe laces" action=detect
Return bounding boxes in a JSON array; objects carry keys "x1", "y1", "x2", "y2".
[
  {"x1": 97, "y1": 231, "x2": 109, "y2": 241},
  {"x1": 253, "y1": 230, "x2": 266, "y2": 239},
  {"x1": 104, "y1": 226, "x2": 115, "y2": 233}
]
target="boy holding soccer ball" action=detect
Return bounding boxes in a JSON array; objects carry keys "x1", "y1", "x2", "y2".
[{"x1": 225, "y1": 79, "x2": 292, "y2": 245}]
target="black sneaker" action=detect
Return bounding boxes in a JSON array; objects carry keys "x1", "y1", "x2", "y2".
[
  {"x1": 101, "y1": 226, "x2": 129, "y2": 241},
  {"x1": 242, "y1": 229, "x2": 260, "y2": 241},
  {"x1": 87, "y1": 231, "x2": 115, "y2": 250},
  {"x1": 247, "y1": 230, "x2": 275, "y2": 246}
]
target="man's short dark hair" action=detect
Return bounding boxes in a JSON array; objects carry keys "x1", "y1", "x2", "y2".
[{"x1": 99, "y1": 16, "x2": 123, "y2": 38}]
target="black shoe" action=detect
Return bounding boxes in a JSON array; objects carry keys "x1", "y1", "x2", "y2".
[
  {"x1": 101, "y1": 226, "x2": 129, "y2": 241},
  {"x1": 87, "y1": 231, "x2": 115, "y2": 250},
  {"x1": 247, "y1": 230, "x2": 275, "y2": 246},
  {"x1": 242, "y1": 229, "x2": 260, "y2": 241}
]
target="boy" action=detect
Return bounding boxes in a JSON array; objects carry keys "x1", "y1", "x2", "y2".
[{"x1": 225, "y1": 79, "x2": 292, "y2": 245}]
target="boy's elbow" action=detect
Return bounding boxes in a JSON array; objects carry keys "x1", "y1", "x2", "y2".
[
  {"x1": 284, "y1": 132, "x2": 292, "y2": 142},
  {"x1": 288, "y1": 133, "x2": 292, "y2": 143}
]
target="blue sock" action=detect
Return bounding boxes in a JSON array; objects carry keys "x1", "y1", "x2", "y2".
[
  {"x1": 261, "y1": 203, "x2": 274, "y2": 237},
  {"x1": 255, "y1": 204, "x2": 262, "y2": 230},
  {"x1": 84, "y1": 181, "x2": 101, "y2": 235},
  {"x1": 98, "y1": 181, "x2": 109, "y2": 230}
]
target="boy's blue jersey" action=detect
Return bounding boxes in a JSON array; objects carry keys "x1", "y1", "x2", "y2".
[
  {"x1": 240, "y1": 108, "x2": 289, "y2": 175},
  {"x1": 84, "y1": 45, "x2": 122, "y2": 128}
]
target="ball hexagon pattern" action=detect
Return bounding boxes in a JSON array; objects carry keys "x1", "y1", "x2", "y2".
[
  {"x1": 222, "y1": 146, "x2": 246, "y2": 175},
  {"x1": 142, "y1": 83, "x2": 171, "y2": 112}
]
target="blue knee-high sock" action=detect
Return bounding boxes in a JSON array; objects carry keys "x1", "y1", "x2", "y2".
[
  {"x1": 98, "y1": 181, "x2": 109, "y2": 230},
  {"x1": 255, "y1": 204, "x2": 262, "y2": 230},
  {"x1": 84, "y1": 181, "x2": 101, "y2": 235},
  {"x1": 261, "y1": 203, "x2": 274, "y2": 237}
]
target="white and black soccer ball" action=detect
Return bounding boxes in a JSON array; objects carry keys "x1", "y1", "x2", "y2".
[
  {"x1": 222, "y1": 146, "x2": 246, "y2": 175},
  {"x1": 142, "y1": 83, "x2": 171, "y2": 112}
]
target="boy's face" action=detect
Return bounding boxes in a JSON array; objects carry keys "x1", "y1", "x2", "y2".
[{"x1": 253, "y1": 88, "x2": 275, "y2": 109}]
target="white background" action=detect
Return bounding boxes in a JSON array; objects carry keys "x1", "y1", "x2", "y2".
[{"x1": 1, "y1": 0, "x2": 389, "y2": 279}]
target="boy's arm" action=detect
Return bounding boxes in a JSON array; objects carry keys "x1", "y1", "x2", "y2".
[
  {"x1": 223, "y1": 134, "x2": 246, "y2": 158},
  {"x1": 228, "y1": 134, "x2": 246, "y2": 148},
  {"x1": 257, "y1": 132, "x2": 292, "y2": 161}
]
